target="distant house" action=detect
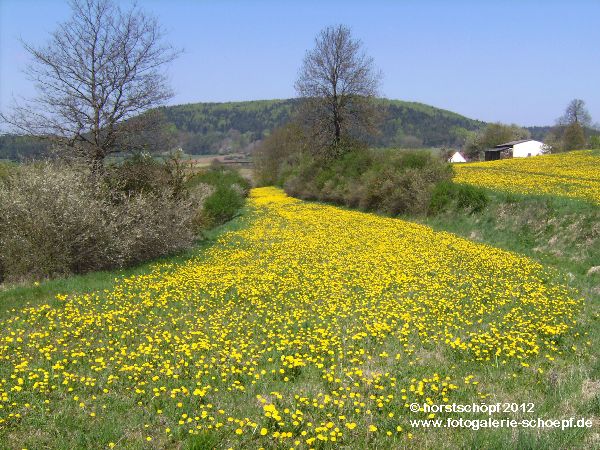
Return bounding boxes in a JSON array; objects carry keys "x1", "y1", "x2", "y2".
[
  {"x1": 448, "y1": 151, "x2": 467, "y2": 163},
  {"x1": 484, "y1": 139, "x2": 546, "y2": 161}
]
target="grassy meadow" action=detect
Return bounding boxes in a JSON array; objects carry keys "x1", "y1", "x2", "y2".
[
  {"x1": 0, "y1": 179, "x2": 597, "y2": 449},
  {"x1": 1, "y1": 2, "x2": 597, "y2": 448},
  {"x1": 454, "y1": 150, "x2": 600, "y2": 204}
]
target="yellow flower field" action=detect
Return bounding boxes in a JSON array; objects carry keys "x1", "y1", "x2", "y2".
[
  {"x1": 0, "y1": 188, "x2": 584, "y2": 448},
  {"x1": 454, "y1": 150, "x2": 600, "y2": 204}
]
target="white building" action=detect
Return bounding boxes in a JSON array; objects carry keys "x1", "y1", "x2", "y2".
[
  {"x1": 510, "y1": 139, "x2": 547, "y2": 158},
  {"x1": 448, "y1": 151, "x2": 467, "y2": 163},
  {"x1": 484, "y1": 139, "x2": 547, "y2": 161}
]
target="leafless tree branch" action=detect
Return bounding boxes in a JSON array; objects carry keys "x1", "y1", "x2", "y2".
[
  {"x1": 0, "y1": 0, "x2": 181, "y2": 168},
  {"x1": 295, "y1": 25, "x2": 382, "y2": 155}
]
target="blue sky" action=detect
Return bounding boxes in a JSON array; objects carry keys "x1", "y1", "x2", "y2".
[{"x1": 1, "y1": 0, "x2": 599, "y2": 126}]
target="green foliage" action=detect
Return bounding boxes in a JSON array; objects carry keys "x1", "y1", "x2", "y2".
[
  {"x1": 463, "y1": 122, "x2": 530, "y2": 159},
  {"x1": 201, "y1": 185, "x2": 245, "y2": 226},
  {"x1": 563, "y1": 122, "x2": 586, "y2": 151},
  {"x1": 187, "y1": 165, "x2": 250, "y2": 229},
  {"x1": 283, "y1": 149, "x2": 453, "y2": 216},
  {"x1": 544, "y1": 123, "x2": 599, "y2": 153},
  {"x1": 429, "y1": 181, "x2": 489, "y2": 215}
]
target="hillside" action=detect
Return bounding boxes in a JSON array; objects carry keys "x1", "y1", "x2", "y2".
[
  {"x1": 160, "y1": 98, "x2": 485, "y2": 154},
  {"x1": 0, "y1": 98, "x2": 486, "y2": 160},
  {"x1": 0, "y1": 134, "x2": 49, "y2": 161}
]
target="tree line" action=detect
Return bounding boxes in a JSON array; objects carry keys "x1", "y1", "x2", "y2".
[{"x1": 1, "y1": 98, "x2": 485, "y2": 160}]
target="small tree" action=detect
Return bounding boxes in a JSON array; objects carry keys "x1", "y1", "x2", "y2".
[
  {"x1": 551, "y1": 99, "x2": 593, "y2": 151},
  {"x1": 295, "y1": 25, "x2": 381, "y2": 157},
  {"x1": 559, "y1": 99, "x2": 592, "y2": 127},
  {"x1": 1, "y1": 0, "x2": 180, "y2": 169},
  {"x1": 254, "y1": 123, "x2": 306, "y2": 186},
  {"x1": 563, "y1": 122, "x2": 586, "y2": 151}
]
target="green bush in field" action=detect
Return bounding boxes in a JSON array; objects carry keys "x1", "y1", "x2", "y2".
[
  {"x1": 429, "y1": 181, "x2": 489, "y2": 215},
  {"x1": 201, "y1": 185, "x2": 246, "y2": 226},
  {"x1": 187, "y1": 165, "x2": 250, "y2": 228},
  {"x1": 283, "y1": 148, "x2": 453, "y2": 216}
]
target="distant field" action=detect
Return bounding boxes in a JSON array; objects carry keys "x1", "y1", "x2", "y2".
[{"x1": 454, "y1": 150, "x2": 600, "y2": 204}]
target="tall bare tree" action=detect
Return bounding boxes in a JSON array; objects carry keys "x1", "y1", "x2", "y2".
[
  {"x1": 559, "y1": 99, "x2": 592, "y2": 127},
  {"x1": 1, "y1": 0, "x2": 180, "y2": 168},
  {"x1": 295, "y1": 25, "x2": 381, "y2": 156},
  {"x1": 547, "y1": 99, "x2": 593, "y2": 152}
]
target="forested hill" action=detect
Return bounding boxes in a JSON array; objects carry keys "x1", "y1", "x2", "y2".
[
  {"x1": 1, "y1": 98, "x2": 486, "y2": 160},
  {"x1": 159, "y1": 98, "x2": 485, "y2": 154}
]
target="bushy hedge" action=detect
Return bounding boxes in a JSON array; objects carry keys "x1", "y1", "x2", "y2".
[
  {"x1": 429, "y1": 181, "x2": 489, "y2": 214},
  {"x1": 282, "y1": 149, "x2": 454, "y2": 216},
  {"x1": 187, "y1": 165, "x2": 250, "y2": 228},
  {"x1": 0, "y1": 160, "x2": 248, "y2": 283}
]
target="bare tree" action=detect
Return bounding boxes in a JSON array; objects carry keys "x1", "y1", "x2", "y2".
[
  {"x1": 1, "y1": 0, "x2": 180, "y2": 169},
  {"x1": 295, "y1": 25, "x2": 381, "y2": 156},
  {"x1": 548, "y1": 99, "x2": 593, "y2": 152},
  {"x1": 559, "y1": 99, "x2": 592, "y2": 127}
]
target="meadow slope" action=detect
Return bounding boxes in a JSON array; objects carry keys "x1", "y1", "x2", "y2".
[
  {"x1": 0, "y1": 188, "x2": 593, "y2": 449},
  {"x1": 454, "y1": 150, "x2": 600, "y2": 204}
]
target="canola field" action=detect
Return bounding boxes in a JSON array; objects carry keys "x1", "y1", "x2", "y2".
[
  {"x1": 454, "y1": 150, "x2": 600, "y2": 204},
  {"x1": 0, "y1": 188, "x2": 584, "y2": 448}
]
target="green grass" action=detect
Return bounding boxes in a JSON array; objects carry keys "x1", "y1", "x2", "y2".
[
  {"x1": 417, "y1": 189, "x2": 600, "y2": 448},
  {"x1": 421, "y1": 189, "x2": 599, "y2": 277}
]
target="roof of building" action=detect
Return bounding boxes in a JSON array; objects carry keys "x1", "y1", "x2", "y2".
[
  {"x1": 448, "y1": 151, "x2": 467, "y2": 162},
  {"x1": 486, "y1": 146, "x2": 511, "y2": 152},
  {"x1": 494, "y1": 139, "x2": 539, "y2": 148}
]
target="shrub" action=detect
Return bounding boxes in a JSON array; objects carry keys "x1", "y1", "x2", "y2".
[
  {"x1": 187, "y1": 165, "x2": 250, "y2": 228},
  {"x1": 456, "y1": 184, "x2": 488, "y2": 213},
  {"x1": 429, "y1": 181, "x2": 489, "y2": 215},
  {"x1": 200, "y1": 185, "x2": 245, "y2": 227},
  {"x1": 0, "y1": 162, "x2": 201, "y2": 282},
  {"x1": 283, "y1": 149, "x2": 453, "y2": 216}
]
